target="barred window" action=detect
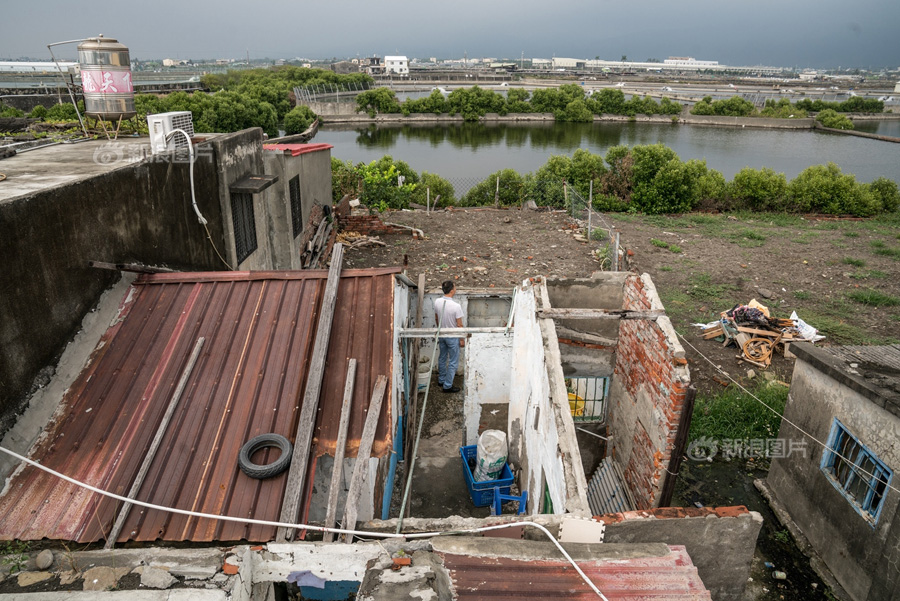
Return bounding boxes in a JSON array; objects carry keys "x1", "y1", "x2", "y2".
[
  {"x1": 230, "y1": 192, "x2": 257, "y2": 264},
  {"x1": 289, "y1": 175, "x2": 302, "y2": 238},
  {"x1": 821, "y1": 419, "x2": 892, "y2": 525}
]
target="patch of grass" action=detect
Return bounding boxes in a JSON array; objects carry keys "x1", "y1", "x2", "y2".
[
  {"x1": 688, "y1": 381, "x2": 788, "y2": 442},
  {"x1": 849, "y1": 269, "x2": 887, "y2": 280},
  {"x1": 659, "y1": 266, "x2": 674, "y2": 272},
  {"x1": 843, "y1": 231, "x2": 860, "y2": 238},
  {"x1": 872, "y1": 246, "x2": 900, "y2": 259},
  {"x1": 730, "y1": 211, "x2": 804, "y2": 228},
  {"x1": 0, "y1": 540, "x2": 29, "y2": 574},
  {"x1": 842, "y1": 257, "x2": 866, "y2": 267},
  {"x1": 726, "y1": 228, "x2": 767, "y2": 247},
  {"x1": 669, "y1": 244, "x2": 683, "y2": 253},
  {"x1": 688, "y1": 214, "x2": 718, "y2": 225},
  {"x1": 871, "y1": 240, "x2": 886, "y2": 249},
  {"x1": 686, "y1": 273, "x2": 739, "y2": 303},
  {"x1": 651, "y1": 238, "x2": 669, "y2": 248},
  {"x1": 793, "y1": 291, "x2": 811, "y2": 300},
  {"x1": 848, "y1": 289, "x2": 900, "y2": 307},
  {"x1": 800, "y1": 309, "x2": 889, "y2": 345},
  {"x1": 794, "y1": 231, "x2": 820, "y2": 244}
]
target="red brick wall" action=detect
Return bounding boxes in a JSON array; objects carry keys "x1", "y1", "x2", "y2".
[
  {"x1": 340, "y1": 214, "x2": 407, "y2": 236},
  {"x1": 611, "y1": 274, "x2": 690, "y2": 509}
]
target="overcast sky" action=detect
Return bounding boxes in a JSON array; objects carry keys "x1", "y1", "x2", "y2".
[{"x1": 2, "y1": 0, "x2": 898, "y2": 69}]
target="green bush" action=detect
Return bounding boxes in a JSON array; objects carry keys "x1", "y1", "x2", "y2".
[
  {"x1": 866, "y1": 177, "x2": 900, "y2": 213},
  {"x1": 411, "y1": 172, "x2": 455, "y2": 206},
  {"x1": 45, "y1": 101, "x2": 82, "y2": 121},
  {"x1": 461, "y1": 169, "x2": 525, "y2": 206},
  {"x1": 816, "y1": 109, "x2": 854, "y2": 130},
  {"x1": 283, "y1": 105, "x2": 317, "y2": 135},
  {"x1": 359, "y1": 159, "x2": 415, "y2": 209},
  {"x1": 729, "y1": 167, "x2": 788, "y2": 211},
  {"x1": 789, "y1": 163, "x2": 879, "y2": 216},
  {"x1": 331, "y1": 158, "x2": 359, "y2": 202},
  {"x1": 27, "y1": 105, "x2": 48, "y2": 119},
  {"x1": 356, "y1": 88, "x2": 401, "y2": 117},
  {"x1": 447, "y1": 86, "x2": 507, "y2": 121},
  {"x1": 691, "y1": 95, "x2": 755, "y2": 117},
  {"x1": 0, "y1": 103, "x2": 25, "y2": 118}
]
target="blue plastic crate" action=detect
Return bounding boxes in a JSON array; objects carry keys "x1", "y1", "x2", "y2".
[{"x1": 460, "y1": 445, "x2": 514, "y2": 507}]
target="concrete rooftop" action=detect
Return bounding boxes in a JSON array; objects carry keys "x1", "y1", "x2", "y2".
[{"x1": 0, "y1": 139, "x2": 152, "y2": 203}]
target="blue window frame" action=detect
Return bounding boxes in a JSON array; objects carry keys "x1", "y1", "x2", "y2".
[{"x1": 820, "y1": 419, "x2": 892, "y2": 526}]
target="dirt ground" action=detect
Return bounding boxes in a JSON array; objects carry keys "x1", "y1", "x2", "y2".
[{"x1": 345, "y1": 205, "x2": 900, "y2": 600}]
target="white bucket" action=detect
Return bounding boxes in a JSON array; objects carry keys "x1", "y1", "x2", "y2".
[{"x1": 417, "y1": 359, "x2": 431, "y2": 388}]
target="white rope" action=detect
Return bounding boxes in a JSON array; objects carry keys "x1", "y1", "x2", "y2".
[
  {"x1": 0, "y1": 445, "x2": 608, "y2": 600},
  {"x1": 677, "y1": 332, "x2": 900, "y2": 497}
]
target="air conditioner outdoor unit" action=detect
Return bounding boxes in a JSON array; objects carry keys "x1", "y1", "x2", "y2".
[{"x1": 147, "y1": 111, "x2": 194, "y2": 154}]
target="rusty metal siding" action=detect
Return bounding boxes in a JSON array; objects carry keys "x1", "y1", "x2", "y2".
[
  {"x1": 437, "y1": 545, "x2": 711, "y2": 601},
  {"x1": 0, "y1": 268, "x2": 399, "y2": 543}
]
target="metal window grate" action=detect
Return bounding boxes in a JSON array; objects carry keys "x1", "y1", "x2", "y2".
[
  {"x1": 566, "y1": 377, "x2": 609, "y2": 423},
  {"x1": 230, "y1": 192, "x2": 257, "y2": 264},
  {"x1": 821, "y1": 419, "x2": 893, "y2": 525},
  {"x1": 289, "y1": 176, "x2": 302, "y2": 238}
]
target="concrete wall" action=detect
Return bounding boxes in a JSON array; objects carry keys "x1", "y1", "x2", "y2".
[
  {"x1": 546, "y1": 274, "x2": 627, "y2": 378},
  {"x1": 767, "y1": 352, "x2": 900, "y2": 601},
  {"x1": 599, "y1": 506, "x2": 763, "y2": 601},
  {"x1": 0, "y1": 132, "x2": 248, "y2": 430},
  {"x1": 608, "y1": 274, "x2": 690, "y2": 509},
  {"x1": 507, "y1": 280, "x2": 590, "y2": 515},
  {"x1": 262, "y1": 147, "x2": 333, "y2": 270},
  {"x1": 463, "y1": 333, "x2": 513, "y2": 445}
]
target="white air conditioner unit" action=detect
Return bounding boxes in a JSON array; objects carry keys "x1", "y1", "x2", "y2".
[{"x1": 147, "y1": 111, "x2": 195, "y2": 155}]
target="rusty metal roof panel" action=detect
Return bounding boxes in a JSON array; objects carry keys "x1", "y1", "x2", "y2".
[
  {"x1": 437, "y1": 545, "x2": 712, "y2": 601},
  {"x1": 0, "y1": 267, "x2": 400, "y2": 543}
]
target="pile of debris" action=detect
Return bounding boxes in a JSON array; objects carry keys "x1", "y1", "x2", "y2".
[
  {"x1": 337, "y1": 230, "x2": 386, "y2": 249},
  {"x1": 697, "y1": 300, "x2": 823, "y2": 369}
]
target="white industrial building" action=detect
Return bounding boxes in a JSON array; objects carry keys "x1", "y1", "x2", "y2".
[{"x1": 384, "y1": 56, "x2": 409, "y2": 75}]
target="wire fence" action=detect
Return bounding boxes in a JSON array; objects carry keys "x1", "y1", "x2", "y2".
[
  {"x1": 293, "y1": 82, "x2": 374, "y2": 103},
  {"x1": 343, "y1": 174, "x2": 622, "y2": 271}
]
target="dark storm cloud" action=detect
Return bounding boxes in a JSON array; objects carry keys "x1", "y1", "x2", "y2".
[{"x1": 1, "y1": 0, "x2": 897, "y2": 68}]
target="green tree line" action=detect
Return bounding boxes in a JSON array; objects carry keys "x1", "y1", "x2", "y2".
[
  {"x1": 357, "y1": 85, "x2": 682, "y2": 122},
  {"x1": 335, "y1": 145, "x2": 900, "y2": 217}
]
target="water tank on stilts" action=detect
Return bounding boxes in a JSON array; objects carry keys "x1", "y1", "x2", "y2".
[{"x1": 78, "y1": 35, "x2": 135, "y2": 136}]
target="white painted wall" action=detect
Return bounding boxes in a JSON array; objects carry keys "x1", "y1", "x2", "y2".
[
  {"x1": 507, "y1": 284, "x2": 567, "y2": 514},
  {"x1": 463, "y1": 333, "x2": 513, "y2": 445}
]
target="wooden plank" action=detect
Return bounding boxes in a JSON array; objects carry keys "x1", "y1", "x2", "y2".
[
  {"x1": 537, "y1": 308, "x2": 665, "y2": 320},
  {"x1": 277, "y1": 243, "x2": 345, "y2": 542},
  {"x1": 341, "y1": 375, "x2": 388, "y2": 543},
  {"x1": 404, "y1": 273, "x2": 426, "y2": 519},
  {"x1": 323, "y1": 359, "x2": 357, "y2": 543},
  {"x1": 736, "y1": 326, "x2": 783, "y2": 337},
  {"x1": 104, "y1": 337, "x2": 205, "y2": 549}
]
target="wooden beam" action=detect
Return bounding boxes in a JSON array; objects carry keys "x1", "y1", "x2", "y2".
[
  {"x1": 404, "y1": 273, "x2": 426, "y2": 519},
  {"x1": 104, "y1": 337, "x2": 205, "y2": 549},
  {"x1": 277, "y1": 243, "x2": 345, "y2": 542},
  {"x1": 322, "y1": 359, "x2": 357, "y2": 543},
  {"x1": 537, "y1": 308, "x2": 665, "y2": 320},
  {"x1": 341, "y1": 375, "x2": 388, "y2": 543},
  {"x1": 399, "y1": 326, "x2": 510, "y2": 338}
]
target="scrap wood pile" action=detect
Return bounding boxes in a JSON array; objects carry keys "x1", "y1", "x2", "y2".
[
  {"x1": 696, "y1": 300, "x2": 824, "y2": 369},
  {"x1": 337, "y1": 230, "x2": 386, "y2": 249}
]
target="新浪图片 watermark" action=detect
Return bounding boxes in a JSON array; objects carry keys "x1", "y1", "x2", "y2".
[
  {"x1": 92, "y1": 142, "x2": 214, "y2": 166},
  {"x1": 686, "y1": 436, "x2": 807, "y2": 461}
]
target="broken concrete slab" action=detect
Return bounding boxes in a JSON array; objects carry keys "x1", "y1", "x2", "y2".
[
  {"x1": 0, "y1": 592, "x2": 227, "y2": 600},
  {"x1": 140, "y1": 566, "x2": 177, "y2": 590},
  {"x1": 70, "y1": 547, "x2": 223, "y2": 580},
  {"x1": 82, "y1": 566, "x2": 130, "y2": 591},
  {"x1": 15, "y1": 572, "x2": 52, "y2": 587}
]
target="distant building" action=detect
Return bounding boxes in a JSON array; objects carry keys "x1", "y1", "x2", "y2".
[
  {"x1": 531, "y1": 58, "x2": 551, "y2": 68},
  {"x1": 0, "y1": 61, "x2": 78, "y2": 74},
  {"x1": 364, "y1": 56, "x2": 383, "y2": 76},
  {"x1": 552, "y1": 57, "x2": 584, "y2": 69},
  {"x1": 894, "y1": 81, "x2": 900, "y2": 93},
  {"x1": 330, "y1": 60, "x2": 357, "y2": 75},
  {"x1": 663, "y1": 57, "x2": 719, "y2": 68},
  {"x1": 384, "y1": 56, "x2": 408, "y2": 75}
]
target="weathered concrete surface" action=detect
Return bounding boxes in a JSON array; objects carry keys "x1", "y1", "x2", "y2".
[
  {"x1": 0, "y1": 273, "x2": 134, "y2": 481},
  {"x1": 15, "y1": 572, "x2": 52, "y2": 587},
  {"x1": 0, "y1": 593, "x2": 227, "y2": 600},
  {"x1": 82, "y1": 566, "x2": 130, "y2": 591},
  {"x1": 767, "y1": 351, "x2": 900, "y2": 601},
  {"x1": 358, "y1": 549, "x2": 452, "y2": 601},
  {"x1": 432, "y1": 535, "x2": 671, "y2": 562},
  {"x1": 63, "y1": 548, "x2": 223, "y2": 580},
  {"x1": 0, "y1": 131, "x2": 244, "y2": 428},
  {"x1": 139, "y1": 566, "x2": 177, "y2": 589},
  {"x1": 601, "y1": 509, "x2": 763, "y2": 601}
]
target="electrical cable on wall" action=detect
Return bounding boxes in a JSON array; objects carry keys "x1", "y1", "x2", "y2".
[{"x1": 165, "y1": 128, "x2": 232, "y2": 270}]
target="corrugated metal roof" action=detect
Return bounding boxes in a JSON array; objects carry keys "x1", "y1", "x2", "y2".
[
  {"x1": 263, "y1": 143, "x2": 334, "y2": 156},
  {"x1": 437, "y1": 545, "x2": 711, "y2": 600},
  {"x1": 0, "y1": 268, "x2": 399, "y2": 543}
]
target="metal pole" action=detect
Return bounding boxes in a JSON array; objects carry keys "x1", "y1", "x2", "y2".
[
  {"x1": 47, "y1": 39, "x2": 90, "y2": 138},
  {"x1": 588, "y1": 180, "x2": 593, "y2": 242}
]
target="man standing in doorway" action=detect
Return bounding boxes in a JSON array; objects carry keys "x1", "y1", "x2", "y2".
[{"x1": 434, "y1": 280, "x2": 465, "y2": 393}]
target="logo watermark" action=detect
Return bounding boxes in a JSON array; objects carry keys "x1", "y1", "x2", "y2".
[
  {"x1": 686, "y1": 436, "x2": 807, "y2": 461},
  {"x1": 92, "y1": 142, "x2": 214, "y2": 166}
]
